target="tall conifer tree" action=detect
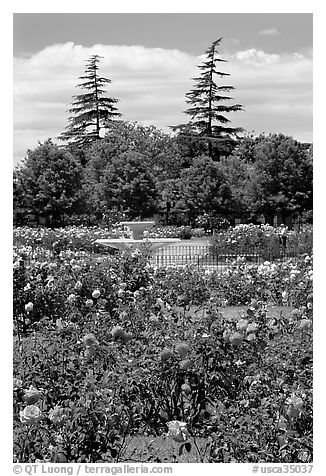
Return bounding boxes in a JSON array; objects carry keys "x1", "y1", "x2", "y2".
[
  {"x1": 172, "y1": 38, "x2": 243, "y2": 160},
  {"x1": 60, "y1": 55, "x2": 121, "y2": 147}
]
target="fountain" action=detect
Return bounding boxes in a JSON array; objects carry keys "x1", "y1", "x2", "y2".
[{"x1": 95, "y1": 221, "x2": 181, "y2": 252}]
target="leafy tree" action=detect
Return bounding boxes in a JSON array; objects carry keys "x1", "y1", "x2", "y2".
[
  {"x1": 167, "y1": 156, "x2": 234, "y2": 225},
  {"x1": 232, "y1": 131, "x2": 265, "y2": 163},
  {"x1": 13, "y1": 170, "x2": 29, "y2": 226},
  {"x1": 84, "y1": 150, "x2": 158, "y2": 219},
  {"x1": 156, "y1": 178, "x2": 186, "y2": 225},
  {"x1": 218, "y1": 155, "x2": 253, "y2": 220},
  {"x1": 172, "y1": 38, "x2": 243, "y2": 160},
  {"x1": 60, "y1": 55, "x2": 121, "y2": 149},
  {"x1": 13, "y1": 140, "x2": 84, "y2": 226},
  {"x1": 247, "y1": 134, "x2": 313, "y2": 223},
  {"x1": 83, "y1": 120, "x2": 184, "y2": 181}
]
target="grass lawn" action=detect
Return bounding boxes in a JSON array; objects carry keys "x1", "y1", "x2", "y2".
[
  {"x1": 115, "y1": 435, "x2": 208, "y2": 463},
  {"x1": 184, "y1": 304, "x2": 293, "y2": 323},
  {"x1": 220, "y1": 304, "x2": 293, "y2": 321}
]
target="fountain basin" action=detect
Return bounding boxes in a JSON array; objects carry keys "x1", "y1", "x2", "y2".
[
  {"x1": 120, "y1": 221, "x2": 155, "y2": 240},
  {"x1": 95, "y1": 238, "x2": 180, "y2": 252},
  {"x1": 95, "y1": 221, "x2": 181, "y2": 252}
]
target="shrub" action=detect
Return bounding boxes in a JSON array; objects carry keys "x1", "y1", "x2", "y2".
[{"x1": 178, "y1": 226, "x2": 193, "y2": 240}]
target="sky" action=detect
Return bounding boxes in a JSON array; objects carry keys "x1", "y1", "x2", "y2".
[{"x1": 13, "y1": 12, "x2": 313, "y2": 166}]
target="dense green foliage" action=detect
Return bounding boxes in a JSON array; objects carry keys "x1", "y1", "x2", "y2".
[
  {"x1": 248, "y1": 134, "x2": 313, "y2": 222},
  {"x1": 13, "y1": 141, "x2": 85, "y2": 227},
  {"x1": 83, "y1": 145, "x2": 158, "y2": 218},
  {"x1": 14, "y1": 130, "x2": 312, "y2": 228}
]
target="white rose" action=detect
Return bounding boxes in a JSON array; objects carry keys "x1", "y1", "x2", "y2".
[
  {"x1": 92, "y1": 289, "x2": 101, "y2": 299},
  {"x1": 246, "y1": 322, "x2": 259, "y2": 333},
  {"x1": 237, "y1": 319, "x2": 248, "y2": 332},
  {"x1": 48, "y1": 406, "x2": 68, "y2": 425},
  {"x1": 167, "y1": 420, "x2": 189, "y2": 442},
  {"x1": 25, "y1": 302, "x2": 34, "y2": 312},
  {"x1": 20, "y1": 405, "x2": 42, "y2": 424},
  {"x1": 23, "y1": 385, "x2": 43, "y2": 404},
  {"x1": 298, "y1": 319, "x2": 312, "y2": 330},
  {"x1": 82, "y1": 333, "x2": 99, "y2": 346},
  {"x1": 67, "y1": 294, "x2": 76, "y2": 304}
]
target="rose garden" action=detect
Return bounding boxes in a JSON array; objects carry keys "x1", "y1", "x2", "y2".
[{"x1": 13, "y1": 223, "x2": 313, "y2": 463}]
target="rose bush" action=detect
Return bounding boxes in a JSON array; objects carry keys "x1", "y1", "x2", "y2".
[
  {"x1": 13, "y1": 291, "x2": 312, "y2": 462},
  {"x1": 211, "y1": 223, "x2": 312, "y2": 257}
]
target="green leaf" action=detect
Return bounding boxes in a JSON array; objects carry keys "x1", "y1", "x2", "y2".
[
  {"x1": 110, "y1": 447, "x2": 118, "y2": 458},
  {"x1": 178, "y1": 443, "x2": 184, "y2": 456},
  {"x1": 185, "y1": 442, "x2": 192, "y2": 453}
]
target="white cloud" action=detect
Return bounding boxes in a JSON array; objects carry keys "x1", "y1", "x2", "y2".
[
  {"x1": 13, "y1": 43, "x2": 312, "y2": 165},
  {"x1": 234, "y1": 49, "x2": 280, "y2": 65},
  {"x1": 227, "y1": 48, "x2": 312, "y2": 135},
  {"x1": 258, "y1": 27, "x2": 281, "y2": 36}
]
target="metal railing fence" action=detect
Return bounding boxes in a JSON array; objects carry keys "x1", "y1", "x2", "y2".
[{"x1": 152, "y1": 244, "x2": 299, "y2": 269}]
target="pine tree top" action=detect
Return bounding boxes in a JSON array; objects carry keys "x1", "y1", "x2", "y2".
[
  {"x1": 59, "y1": 54, "x2": 121, "y2": 149},
  {"x1": 171, "y1": 38, "x2": 244, "y2": 160}
]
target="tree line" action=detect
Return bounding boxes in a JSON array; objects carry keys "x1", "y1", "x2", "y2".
[{"x1": 13, "y1": 40, "x2": 313, "y2": 229}]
